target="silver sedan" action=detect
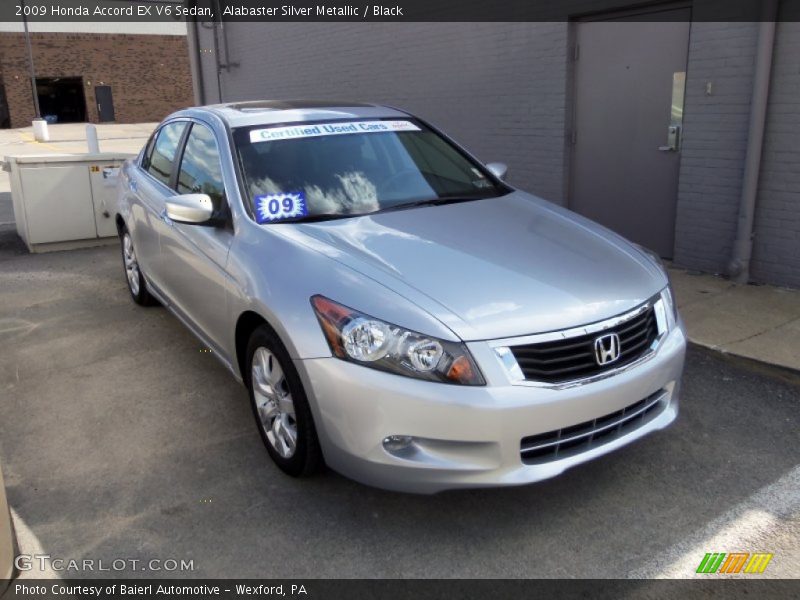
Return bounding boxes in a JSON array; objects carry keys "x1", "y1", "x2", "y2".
[{"x1": 116, "y1": 101, "x2": 686, "y2": 493}]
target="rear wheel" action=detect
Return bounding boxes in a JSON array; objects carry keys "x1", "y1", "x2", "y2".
[
  {"x1": 246, "y1": 325, "x2": 322, "y2": 476},
  {"x1": 121, "y1": 227, "x2": 156, "y2": 306}
]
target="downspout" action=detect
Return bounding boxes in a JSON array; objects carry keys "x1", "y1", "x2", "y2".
[
  {"x1": 21, "y1": 0, "x2": 41, "y2": 119},
  {"x1": 727, "y1": 0, "x2": 779, "y2": 283},
  {"x1": 211, "y1": 19, "x2": 224, "y2": 103},
  {"x1": 185, "y1": 10, "x2": 206, "y2": 105}
]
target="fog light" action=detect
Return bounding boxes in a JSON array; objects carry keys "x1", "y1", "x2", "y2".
[{"x1": 382, "y1": 435, "x2": 414, "y2": 453}]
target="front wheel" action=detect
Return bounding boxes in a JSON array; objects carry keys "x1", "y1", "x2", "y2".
[{"x1": 246, "y1": 326, "x2": 322, "y2": 477}]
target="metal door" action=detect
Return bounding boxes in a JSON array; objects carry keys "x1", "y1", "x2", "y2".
[
  {"x1": 570, "y1": 8, "x2": 690, "y2": 257},
  {"x1": 95, "y1": 85, "x2": 115, "y2": 122}
]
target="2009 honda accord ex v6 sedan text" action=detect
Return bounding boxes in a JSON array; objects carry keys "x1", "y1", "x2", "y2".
[{"x1": 116, "y1": 101, "x2": 686, "y2": 493}]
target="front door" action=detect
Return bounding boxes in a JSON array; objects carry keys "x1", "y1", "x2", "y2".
[
  {"x1": 159, "y1": 121, "x2": 233, "y2": 355},
  {"x1": 570, "y1": 7, "x2": 690, "y2": 257}
]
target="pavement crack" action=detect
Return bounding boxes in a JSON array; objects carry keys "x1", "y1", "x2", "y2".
[{"x1": 713, "y1": 315, "x2": 800, "y2": 349}]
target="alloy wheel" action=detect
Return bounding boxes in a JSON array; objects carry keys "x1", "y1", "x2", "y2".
[
  {"x1": 123, "y1": 233, "x2": 140, "y2": 296},
  {"x1": 251, "y1": 347, "x2": 298, "y2": 458}
]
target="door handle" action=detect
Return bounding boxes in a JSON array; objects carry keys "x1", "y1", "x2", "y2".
[
  {"x1": 659, "y1": 125, "x2": 680, "y2": 152},
  {"x1": 130, "y1": 179, "x2": 138, "y2": 192}
]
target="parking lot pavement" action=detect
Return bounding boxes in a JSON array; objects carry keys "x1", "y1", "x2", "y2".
[{"x1": 0, "y1": 240, "x2": 798, "y2": 579}]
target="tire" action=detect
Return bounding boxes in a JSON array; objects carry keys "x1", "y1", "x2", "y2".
[
  {"x1": 246, "y1": 325, "x2": 322, "y2": 477},
  {"x1": 120, "y1": 226, "x2": 157, "y2": 306}
]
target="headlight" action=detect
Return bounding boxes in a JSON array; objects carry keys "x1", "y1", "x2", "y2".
[
  {"x1": 653, "y1": 285, "x2": 678, "y2": 334},
  {"x1": 311, "y1": 295, "x2": 485, "y2": 385},
  {"x1": 635, "y1": 244, "x2": 678, "y2": 329}
]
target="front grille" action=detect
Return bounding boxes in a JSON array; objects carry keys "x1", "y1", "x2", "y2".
[
  {"x1": 520, "y1": 390, "x2": 667, "y2": 464},
  {"x1": 509, "y1": 305, "x2": 659, "y2": 384}
]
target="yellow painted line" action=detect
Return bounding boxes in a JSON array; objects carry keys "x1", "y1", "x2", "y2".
[{"x1": 18, "y1": 131, "x2": 68, "y2": 152}]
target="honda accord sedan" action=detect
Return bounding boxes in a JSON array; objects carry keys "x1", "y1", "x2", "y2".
[{"x1": 116, "y1": 100, "x2": 686, "y2": 493}]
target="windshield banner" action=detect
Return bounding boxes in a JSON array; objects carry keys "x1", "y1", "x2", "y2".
[{"x1": 249, "y1": 120, "x2": 420, "y2": 143}]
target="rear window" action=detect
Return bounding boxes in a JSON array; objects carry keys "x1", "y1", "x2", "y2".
[
  {"x1": 176, "y1": 123, "x2": 226, "y2": 210},
  {"x1": 146, "y1": 122, "x2": 187, "y2": 187}
]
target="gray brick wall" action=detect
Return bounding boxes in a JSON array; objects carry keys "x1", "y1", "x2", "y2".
[
  {"x1": 673, "y1": 18, "x2": 800, "y2": 287},
  {"x1": 673, "y1": 22, "x2": 759, "y2": 275},
  {"x1": 196, "y1": 22, "x2": 570, "y2": 204},
  {"x1": 193, "y1": 15, "x2": 799, "y2": 288},
  {"x1": 751, "y1": 22, "x2": 800, "y2": 287}
]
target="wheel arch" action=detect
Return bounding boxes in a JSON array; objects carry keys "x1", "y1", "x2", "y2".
[
  {"x1": 115, "y1": 213, "x2": 126, "y2": 236},
  {"x1": 234, "y1": 310, "x2": 282, "y2": 383}
]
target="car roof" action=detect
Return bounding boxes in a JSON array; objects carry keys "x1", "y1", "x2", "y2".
[{"x1": 173, "y1": 100, "x2": 413, "y2": 128}]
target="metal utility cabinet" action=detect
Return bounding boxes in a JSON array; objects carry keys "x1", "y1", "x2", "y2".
[{"x1": 4, "y1": 153, "x2": 134, "y2": 253}]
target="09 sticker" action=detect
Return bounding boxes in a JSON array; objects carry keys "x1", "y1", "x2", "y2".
[{"x1": 254, "y1": 192, "x2": 308, "y2": 223}]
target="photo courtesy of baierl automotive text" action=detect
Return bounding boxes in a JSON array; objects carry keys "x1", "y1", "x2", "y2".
[{"x1": 0, "y1": 0, "x2": 797, "y2": 593}]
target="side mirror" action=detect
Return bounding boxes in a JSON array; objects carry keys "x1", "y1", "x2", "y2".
[
  {"x1": 165, "y1": 194, "x2": 214, "y2": 225},
  {"x1": 486, "y1": 162, "x2": 508, "y2": 181}
]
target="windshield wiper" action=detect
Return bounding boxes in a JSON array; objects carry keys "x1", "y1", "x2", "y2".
[
  {"x1": 377, "y1": 195, "x2": 492, "y2": 214},
  {"x1": 262, "y1": 213, "x2": 350, "y2": 225},
  {"x1": 265, "y1": 211, "x2": 364, "y2": 224}
]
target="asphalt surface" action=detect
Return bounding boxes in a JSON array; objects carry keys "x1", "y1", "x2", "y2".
[{"x1": 0, "y1": 235, "x2": 798, "y2": 579}]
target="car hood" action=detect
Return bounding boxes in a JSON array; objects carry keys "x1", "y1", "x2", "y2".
[{"x1": 287, "y1": 191, "x2": 667, "y2": 341}]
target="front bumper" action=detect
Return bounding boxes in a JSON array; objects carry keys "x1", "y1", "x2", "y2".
[{"x1": 296, "y1": 322, "x2": 687, "y2": 493}]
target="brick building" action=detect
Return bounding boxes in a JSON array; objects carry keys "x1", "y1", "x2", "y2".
[
  {"x1": 0, "y1": 22, "x2": 193, "y2": 128},
  {"x1": 187, "y1": 1, "x2": 800, "y2": 288}
]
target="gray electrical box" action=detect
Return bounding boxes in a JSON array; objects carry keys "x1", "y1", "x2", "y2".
[{"x1": 4, "y1": 153, "x2": 134, "y2": 253}]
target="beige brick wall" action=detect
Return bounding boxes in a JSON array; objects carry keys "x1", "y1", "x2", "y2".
[{"x1": 0, "y1": 32, "x2": 193, "y2": 128}]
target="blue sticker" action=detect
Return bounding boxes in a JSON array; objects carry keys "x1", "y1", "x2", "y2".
[{"x1": 254, "y1": 191, "x2": 308, "y2": 223}]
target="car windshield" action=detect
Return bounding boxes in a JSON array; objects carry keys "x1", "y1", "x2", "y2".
[{"x1": 233, "y1": 119, "x2": 506, "y2": 223}]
